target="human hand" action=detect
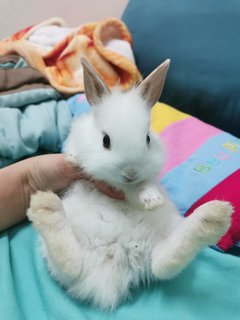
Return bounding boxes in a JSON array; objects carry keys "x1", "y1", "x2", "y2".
[
  {"x1": 27, "y1": 154, "x2": 124, "y2": 200},
  {"x1": 0, "y1": 154, "x2": 124, "y2": 232}
]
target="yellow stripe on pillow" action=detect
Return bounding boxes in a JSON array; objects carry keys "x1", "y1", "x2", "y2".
[{"x1": 151, "y1": 102, "x2": 190, "y2": 133}]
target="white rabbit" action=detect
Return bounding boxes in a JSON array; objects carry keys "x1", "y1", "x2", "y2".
[{"x1": 27, "y1": 58, "x2": 233, "y2": 310}]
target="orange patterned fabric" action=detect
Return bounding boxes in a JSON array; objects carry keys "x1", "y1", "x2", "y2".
[{"x1": 0, "y1": 17, "x2": 142, "y2": 94}]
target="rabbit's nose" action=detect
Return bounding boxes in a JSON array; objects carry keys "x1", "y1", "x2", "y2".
[{"x1": 122, "y1": 168, "x2": 138, "y2": 182}]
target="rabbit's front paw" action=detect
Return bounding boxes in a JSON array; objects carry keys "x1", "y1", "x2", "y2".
[
  {"x1": 27, "y1": 191, "x2": 65, "y2": 231},
  {"x1": 139, "y1": 187, "x2": 164, "y2": 211},
  {"x1": 65, "y1": 153, "x2": 79, "y2": 166}
]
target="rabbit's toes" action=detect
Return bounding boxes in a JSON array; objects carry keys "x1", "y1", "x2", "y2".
[
  {"x1": 27, "y1": 191, "x2": 65, "y2": 231},
  {"x1": 139, "y1": 188, "x2": 164, "y2": 211},
  {"x1": 193, "y1": 200, "x2": 233, "y2": 245},
  {"x1": 65, "y1": 153, "x2": 79, "y2": 166}
]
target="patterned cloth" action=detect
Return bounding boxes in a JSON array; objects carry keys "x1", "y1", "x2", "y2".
[
  {"x1": 154, "y1": 105, "x2": 240, "y2": 254},
  {"x1": 0, "y1": 17, "x2": 142, "y2": 94}
]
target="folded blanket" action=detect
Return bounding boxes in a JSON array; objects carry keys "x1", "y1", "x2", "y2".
[
  {"x1": 0, "y1": 17, "x2": 142, "y2": 94},
  {"x1": 0, "y1": 55, "x2": 48, "y2": 93},
  {"x1": 0, "y1": 55, "x2": 71, "y2": 167},
  {"x1": 67, "y1": 94, "x2": 240, "y2": 255}
]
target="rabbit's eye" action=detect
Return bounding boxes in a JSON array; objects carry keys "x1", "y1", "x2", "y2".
[
  {"x1": 146, "y1": 134, "x2": 150, "y2": 145},
  {"x1": 103, "y1": 134, "x2": 111, "y2": 149}
]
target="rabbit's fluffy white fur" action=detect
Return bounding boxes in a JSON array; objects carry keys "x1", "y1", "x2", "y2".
[{"x1": 27, "y1": 59, "x2": 233, "y2": 310}]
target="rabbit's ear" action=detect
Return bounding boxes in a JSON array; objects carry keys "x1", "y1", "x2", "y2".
[
  {"x1": 138, "y1": 59, "x2": 170, "y2": 108},
  {"x1": 81, "y1": 58, "x2": 110, "y2": 106}
]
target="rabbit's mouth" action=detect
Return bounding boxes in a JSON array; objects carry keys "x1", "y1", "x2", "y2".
[
  {"x1": 121, "y1": 167, "x2": 138, "y2": 184},
  {"x1": 121, "y1": 175, "x2": 143, "y2": 186},
  {"x1": 123, "y1": 176, "x2": 136, "y2": 183}
]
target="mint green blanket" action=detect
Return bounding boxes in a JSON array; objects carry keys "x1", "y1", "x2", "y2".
[{"x1": 1, "y1": 222, "x2": 240, "y2": 319}]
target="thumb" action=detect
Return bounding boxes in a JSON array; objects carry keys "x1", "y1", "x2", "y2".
[{"x1": 28, "y1": 154, "x2": 84, "y2": 192}]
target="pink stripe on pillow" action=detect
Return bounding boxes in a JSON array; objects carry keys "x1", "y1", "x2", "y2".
[
  {"x1": 185, "y1": 169, "x2": 240, "y2": 252},
  {"x1": 160, "y1": 117, "x2": 221, "y2": 176}
]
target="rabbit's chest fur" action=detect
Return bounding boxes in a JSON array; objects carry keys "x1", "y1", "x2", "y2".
[
  {"x1": 44, "y1": 180, "x2": 170, "y2": 308},
  {"x1": 38, "y1": 179, "x2": 174, "y2": 309},
  {"x1": 62, "y1": 181, "x2": 162, "y2": 275}
]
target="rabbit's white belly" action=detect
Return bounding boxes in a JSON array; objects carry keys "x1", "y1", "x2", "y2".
[
  {"x1": 60, "y1": 181, "x2": 158, "y2": 305},
  {"x1": 62, "y1": 180, "x2": 157, "y2": 265}
]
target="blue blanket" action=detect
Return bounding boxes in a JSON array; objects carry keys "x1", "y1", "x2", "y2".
[
  {"x1": 0, "y1": 57, "x2": 72, "y2": 167},
  {"x1": 1, "y1": 222, "x2": 240, "y2": 319}
]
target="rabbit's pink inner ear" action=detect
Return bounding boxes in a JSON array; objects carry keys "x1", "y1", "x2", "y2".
[
  {"x1": 138, "y1": 59, "x2": 170, "y2": 108},
  {"x1": 81, "y1": 57, "x2": 110, "y2": 106}
]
